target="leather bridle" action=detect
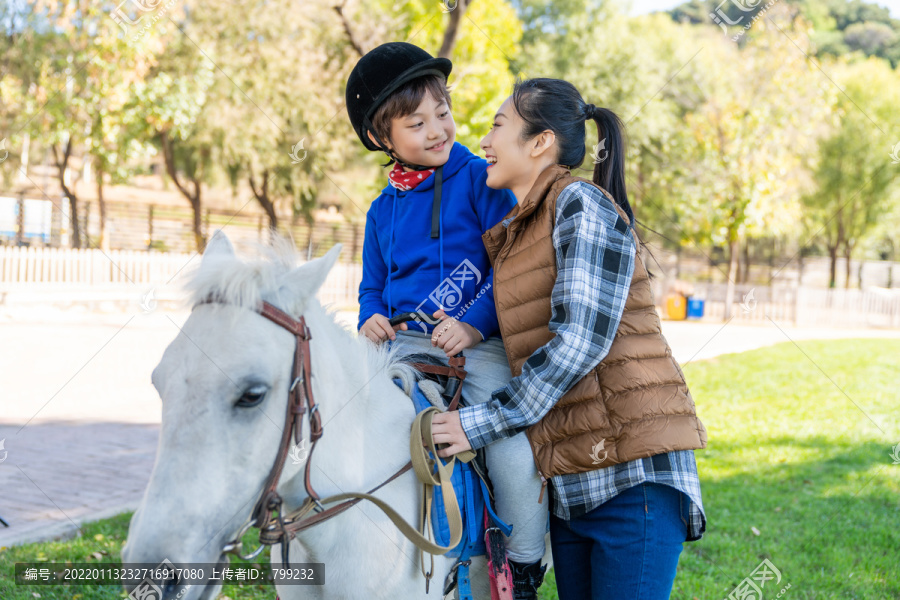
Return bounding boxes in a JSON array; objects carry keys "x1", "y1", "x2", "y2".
[{"x1": 204, "y1": 299, "x2": 467, "y2": 567}]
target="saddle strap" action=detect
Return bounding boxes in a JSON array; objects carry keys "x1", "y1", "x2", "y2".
[{"x1": 408, "y1": 358, "x2": 468, "y2": 411}]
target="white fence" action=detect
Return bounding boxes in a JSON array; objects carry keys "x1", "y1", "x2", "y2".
[
  {"x1": 0, "y1": 246, "x2": 362, "y2": 309},
  {"x1": 0, "y1": 246, "x2": 193, "y2": 287},
  {"x1": 665, "y1": 282, "x2": 900, "y2": 329},
  {"x1": 3, "y1": 247, "x2": 900, "y2": 328}
]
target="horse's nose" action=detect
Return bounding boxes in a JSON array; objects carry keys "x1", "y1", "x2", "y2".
[
  {"x1": 162, "y1": 580, "x2": 180, "y2": 598},
  {"x1": 120, "y1": 570, "x2": 183, "y2": 599}
]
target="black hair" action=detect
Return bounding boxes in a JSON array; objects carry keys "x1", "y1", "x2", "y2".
[{"x1": 511, "y1": 78, "x2": 635, "y2": 224}]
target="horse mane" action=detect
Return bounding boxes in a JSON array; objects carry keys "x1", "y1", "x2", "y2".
[{"x1": 182, "y1": 238, "x2": 419, "y2": 395}]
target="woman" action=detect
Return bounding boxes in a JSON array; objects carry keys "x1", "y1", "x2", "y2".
[{"x1": 431, "y1": 78, "x2": 707, "y2": 600}]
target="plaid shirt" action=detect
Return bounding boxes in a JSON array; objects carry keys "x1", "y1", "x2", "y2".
[{"x1": 459, "y1": 181, "x2": 705, "y2": 540}]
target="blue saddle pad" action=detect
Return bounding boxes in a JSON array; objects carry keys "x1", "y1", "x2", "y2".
[{"x1": 394, "y1": 379, "x2": 512, "y2": 559}]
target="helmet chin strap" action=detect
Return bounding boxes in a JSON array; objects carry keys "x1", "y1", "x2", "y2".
[{"x1": 386, "y1": 151, "x2": 433, "y2": 172}]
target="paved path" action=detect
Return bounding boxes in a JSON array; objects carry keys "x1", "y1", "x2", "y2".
[
  {"x1": 0, "y1": 423, "x2": 157, "y2": 547},
  {"x1": 2, "y1": 305, "x2": 898, "y2": 549},
  {"x1": 1, "y1": 307, "x2": 173, "y2": 549}
]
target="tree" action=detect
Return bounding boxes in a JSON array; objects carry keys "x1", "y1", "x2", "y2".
[
  {"x1": 12, "y1": 0, "x2": 164, "y2": 249},
  {"x1": 843, "y1": 21, "x2": 896, "y2": 55},
  {"x1": 802, "y1": 56, "x2": 900, "y2": 288},
  {"x1": 0, "y1": 1, "x2": 31, "y2": 191},
  {"x1": 83, "y1": 19, "x2": 160, "y2": 250},
  {"x1": 183, "y1": 0, "x2": 352, "y2": 240},
  {"x1": 19, "y1": 3, "x2": 94, "y2": 248},
  {"x1": 511, "y1": 1, "x2": 692, "y2": 229},
  {"x1": 128, "y1": 25, "x2": 215, "y2": 252},
  {"x1": 675, "y1": 7, "x2": 829, "y2": 312}
]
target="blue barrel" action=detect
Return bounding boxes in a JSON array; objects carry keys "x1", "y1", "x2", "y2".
[{"x1": 686, "y1": 297, "x2": 705, "y2": 319}]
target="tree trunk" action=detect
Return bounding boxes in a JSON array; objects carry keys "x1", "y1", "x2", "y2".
[
  {"x1": 333, "y1": 0, "x2": 365, "y2": 57},
  {"x1": 724, "y1": 237, "x2": 739, "y2": 321},
  {"x1": 843, "y1": 242, "x2": 853, "y2": 289},
  {"x1": 674, "y1": 245, "x2": 682, "y2": 279},
  {"x1": 832, "y1": 211, "x2": 845, "y2": 289},
  {"x1": 438, "y1": 0, "x2": 471, "y2": 58},
  {"x1": 159, "y1": 131, "x2": 205, "y2": 252},
  {"x1": 305, "y1": 217, "x2": 315, "y2": 260},
  {"x1": 97, "y1": 166, "x2": 109, "y2": 251},
  {"x1": 191, "y1": 196, "x2": 204, "y2": 252},
  {"x1": 351, "y1": 223, "x2": 360, "y2": 263},
  {"x1": 68, "y1": 195, "x2": 80, "y2": 249},
  {"x1": 263, "y1": 202, "x2": 277, "y2": 232},
  {"x1": 249, "y1": 169, "x2": 278, "y2": 236},
  {"x1": 769, "y1": 237, "x2": 777, "y2": 283},
  {"x1": 18, "y1": 133, "x2": 30, "y2": 185},
  {"x1": 15, "y1": 195, "x2": 25, "y2": 245},
  {"x1": 741, "y1": 239, "x2": 751, "y2": 283},
  {"x1": 52, "y1": 140, "x2": 81, "y2": 249},
  {"x1": 827, "y1": 244, "x2": 838, "y2": 289},
  {"x1": 148, "y1": 205, "x2": 155, "y2": 250}
]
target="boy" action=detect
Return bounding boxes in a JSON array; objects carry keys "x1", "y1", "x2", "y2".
[{"x1": 345, "y1": 42, "x2": 550, "y2": 599}]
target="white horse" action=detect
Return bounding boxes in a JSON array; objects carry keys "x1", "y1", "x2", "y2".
[{"x1": 123, "y1": 232, "x2": 548, "y2": 599}]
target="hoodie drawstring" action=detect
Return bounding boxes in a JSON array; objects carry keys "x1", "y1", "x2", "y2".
[
  {"x1": 386, "y1": 174, "x2": 444, "y2": 329},
  {"x1": 388, "y1": 186, "x2": 396, "y2": 317}
]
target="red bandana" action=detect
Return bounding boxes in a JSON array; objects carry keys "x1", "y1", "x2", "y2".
[{"x1": 387, "y1": 163, "x2": 435, "y2": 191}]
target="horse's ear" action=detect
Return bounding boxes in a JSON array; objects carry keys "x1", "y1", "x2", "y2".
[
  {"x1": 202, "y1": 230, "x2": 235, "y2": 266},
  {"x1": 284, "y1": 243, "x2": 343, "y2": 301}
]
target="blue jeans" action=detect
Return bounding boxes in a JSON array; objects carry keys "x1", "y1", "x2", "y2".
[{"x1": 549, "y1": 482, "x2": 689, "y2": 600}]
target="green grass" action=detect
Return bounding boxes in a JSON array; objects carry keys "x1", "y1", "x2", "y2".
[
  {"x1": 2, "y1": 339, "x2": 898, "y2": 599},
  {"x1": 0, "y1": 513, "x2": 271, "y2": 599},
  {"x1": 671, "y1": 338, "x2": 900, "y2": 600}
]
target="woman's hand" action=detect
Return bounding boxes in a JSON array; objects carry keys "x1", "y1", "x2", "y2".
[
  {"x1": 431, "y1": 310, "x2": 481, "y2": 356},
  {"x1": 430, "y1": 411, "x2": 473, "y2": 458},
  {"x1": 359, "y1": 313, "x2": 407, "y2": 343}
]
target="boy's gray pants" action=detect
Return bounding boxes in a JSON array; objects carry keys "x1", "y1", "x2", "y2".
[{"x1": 389, "y1": 329, "x2": 549, "y2": 563}]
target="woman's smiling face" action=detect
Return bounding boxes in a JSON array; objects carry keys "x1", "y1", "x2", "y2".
[{"x1": 481, "y1": 96, "x2": 556, "y2": 201}]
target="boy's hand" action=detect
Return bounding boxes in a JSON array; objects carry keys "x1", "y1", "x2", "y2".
[
  {"x1": 431, "y1": 310, "x2": 481, "y2": 356},
  {"x1": 360, "y1": 313, "x2": 407, "y2": 343}
]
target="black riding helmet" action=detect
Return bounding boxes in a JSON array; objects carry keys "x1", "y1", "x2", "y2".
[{"x1": 346, "y1": 42, "x2": 452, "y2": 167}]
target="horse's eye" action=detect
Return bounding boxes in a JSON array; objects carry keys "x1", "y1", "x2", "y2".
[{"x1": 236, "y1": 385, "x2": 268, "y2": 408}]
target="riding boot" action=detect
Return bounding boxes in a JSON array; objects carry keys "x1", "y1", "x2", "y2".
[{"x1": 508, "y1": 559, "x2": 547, "y2": 600}]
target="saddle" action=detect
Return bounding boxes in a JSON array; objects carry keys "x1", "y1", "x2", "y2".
[{"x1": 396, "y1": 354, "x2": 514, "y2": 600}]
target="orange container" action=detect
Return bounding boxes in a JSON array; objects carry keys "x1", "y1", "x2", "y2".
[{"x1": 666, "y1": 294, "x2": 687, "y2": 320}]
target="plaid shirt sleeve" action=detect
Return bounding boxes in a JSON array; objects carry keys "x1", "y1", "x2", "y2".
[{"x1": 460, "y1": 181, "x2": 636, "y2": 450}]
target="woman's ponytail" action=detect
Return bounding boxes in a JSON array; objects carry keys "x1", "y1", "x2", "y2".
[
  {"x1": 587, "y1": 105, "x2": 634, "y2": 224},
  {"x1": 511, "y1": 79, "x2": 635, "y2": 224}
]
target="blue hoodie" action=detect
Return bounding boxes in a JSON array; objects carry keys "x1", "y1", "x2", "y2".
[{"x1": 358, "y1": 142, "x2": 517, "y2": 339}]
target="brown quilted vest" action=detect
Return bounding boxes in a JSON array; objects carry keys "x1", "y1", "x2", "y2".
[{"x1": 482, "y1": 165, "x2": 706, "y2": 478}]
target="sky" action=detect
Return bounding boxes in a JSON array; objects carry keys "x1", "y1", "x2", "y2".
[{"x1": 629, "y1": 0, "x2": 900, "y2": 18}]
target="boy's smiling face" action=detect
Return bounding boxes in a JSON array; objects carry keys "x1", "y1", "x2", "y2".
[{"x1": 372, "y1": 91, "x2": 455, "y2": 169}]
